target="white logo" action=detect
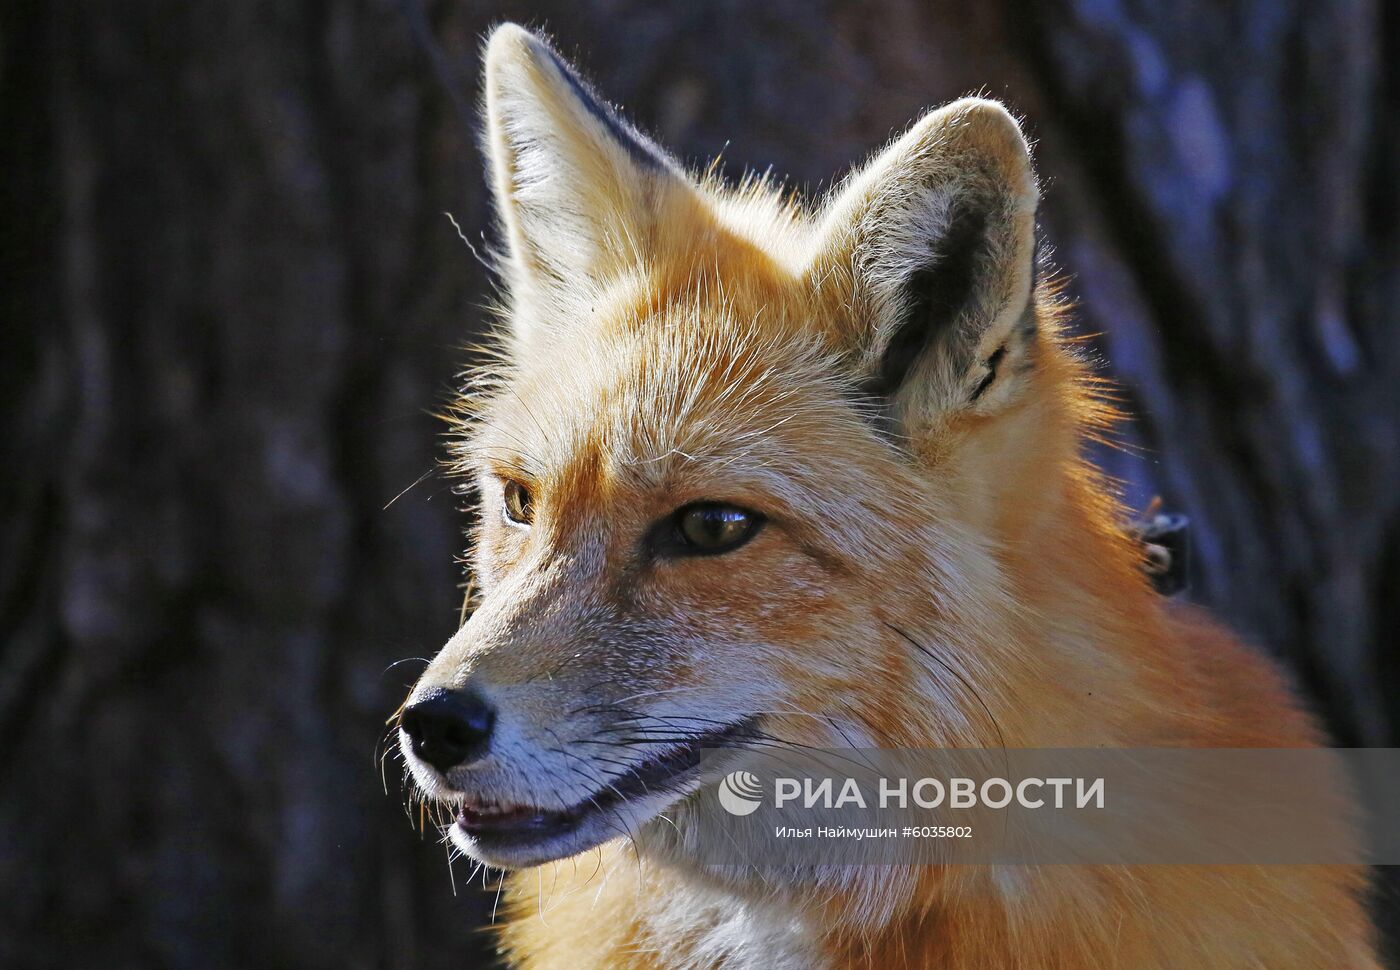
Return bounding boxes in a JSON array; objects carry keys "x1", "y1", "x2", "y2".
[{"x1": 717, "y1": 770, "x2": 763, "y2": 816}]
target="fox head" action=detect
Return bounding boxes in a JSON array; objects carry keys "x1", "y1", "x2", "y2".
[{"x1": 399, "y1": 24, "x2": 1140, "y2": 871}]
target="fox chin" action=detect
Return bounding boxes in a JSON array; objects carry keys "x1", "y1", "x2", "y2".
[{"x1": 395, "y1": 22, "x2": 1380, "y2": 970}]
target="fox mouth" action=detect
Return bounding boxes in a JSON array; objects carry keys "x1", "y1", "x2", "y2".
[{"x1": 453, "y1": 716, "x2": 761, "y2": 853}]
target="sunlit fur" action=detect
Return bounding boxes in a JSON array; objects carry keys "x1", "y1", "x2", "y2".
[{"x1": 400, "y1": 23, "x2": 1379, "y2": 969}]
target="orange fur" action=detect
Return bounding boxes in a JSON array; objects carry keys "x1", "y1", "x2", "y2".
[{"x1": 400, "y1": 24, "x2": 1379, "y2": 969}]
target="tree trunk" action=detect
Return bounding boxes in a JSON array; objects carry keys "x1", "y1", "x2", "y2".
[{"x1": 3, "y1": 1, "x2": 1395, "y2": 966}]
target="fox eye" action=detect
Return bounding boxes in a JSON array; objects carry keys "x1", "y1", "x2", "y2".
[
  {"x1": 502, "y1": 480, "x2": 534, "y2": 526},
  {"x1": 674, "y1": 503, "x2": 762, "y2": 555}
]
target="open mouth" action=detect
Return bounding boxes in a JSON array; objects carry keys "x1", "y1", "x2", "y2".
[{"x1": 454, "y1": 716, "x2": 760, "y2": 850}]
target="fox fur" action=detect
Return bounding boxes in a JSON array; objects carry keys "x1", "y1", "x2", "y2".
[{"x1": 399, "y1": 23, "x2": 1379, "y2": 969}]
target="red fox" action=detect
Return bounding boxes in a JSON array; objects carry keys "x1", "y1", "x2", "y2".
[{"x1": 397, "y1": 23, "x2": 1379, "y2": 968}]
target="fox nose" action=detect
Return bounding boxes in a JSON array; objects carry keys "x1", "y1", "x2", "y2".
[{"x1": 400, "y1": 688, "x2": 495, "y2": 773}]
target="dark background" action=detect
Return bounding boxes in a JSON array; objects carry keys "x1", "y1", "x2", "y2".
[{"x1": 2, "y1": 1, "x2": 1396, "y2": 967}]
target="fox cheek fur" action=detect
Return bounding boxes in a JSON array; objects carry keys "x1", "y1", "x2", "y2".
[{"x1": 395, "y1": 23, "x2": 1380, "y2": 970}]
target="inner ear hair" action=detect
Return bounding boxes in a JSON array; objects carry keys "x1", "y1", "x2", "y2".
[
  {"x1": 863, "y1": 201, "x2": 991, "y2": 399},
  {"x1": 969, "y1": 343, "x2": 1008, "y2": 402}
]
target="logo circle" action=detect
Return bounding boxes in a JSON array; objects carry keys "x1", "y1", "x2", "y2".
[{"x1": 717, "y1": 770, "x2": 763, "y2": 816}]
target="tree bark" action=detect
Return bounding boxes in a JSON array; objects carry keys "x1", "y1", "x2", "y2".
[{"x1": 3, "y1": 1, "x2": 1395, "y2": 966}]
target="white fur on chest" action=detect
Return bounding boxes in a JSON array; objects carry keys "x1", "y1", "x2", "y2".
[{"x1": 638, "y1": 882, "x2": 830, "y2": 970}]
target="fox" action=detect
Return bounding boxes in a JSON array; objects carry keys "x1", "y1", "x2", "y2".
[{"x1": 396, "y1": 23, "x2": 1379, "y2": 969}]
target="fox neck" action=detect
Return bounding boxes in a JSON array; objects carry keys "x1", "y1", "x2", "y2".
[{"x1": 866, "y1": 339, "x2": 1172, "y2": 752}]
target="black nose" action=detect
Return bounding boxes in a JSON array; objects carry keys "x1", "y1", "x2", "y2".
[{"x1": 400, "y1": 688, "x2": 495, "y2": 773}]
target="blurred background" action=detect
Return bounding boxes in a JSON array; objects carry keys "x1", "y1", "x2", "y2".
[{"x1": 2, "y1": 0, "x2": 1396, "y2": 967}]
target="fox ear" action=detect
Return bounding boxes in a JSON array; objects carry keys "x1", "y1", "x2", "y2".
[
  {"x1": 806, "y1": 98, "x2": 1039, "y2": 427},
  {"x1": 482, "y1": 25, "x2": 684, "y2": 333}
]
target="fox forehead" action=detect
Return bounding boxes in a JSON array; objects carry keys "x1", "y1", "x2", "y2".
[{"x1": 465, "y1": 280, "x2": 923, "y2": 562}]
